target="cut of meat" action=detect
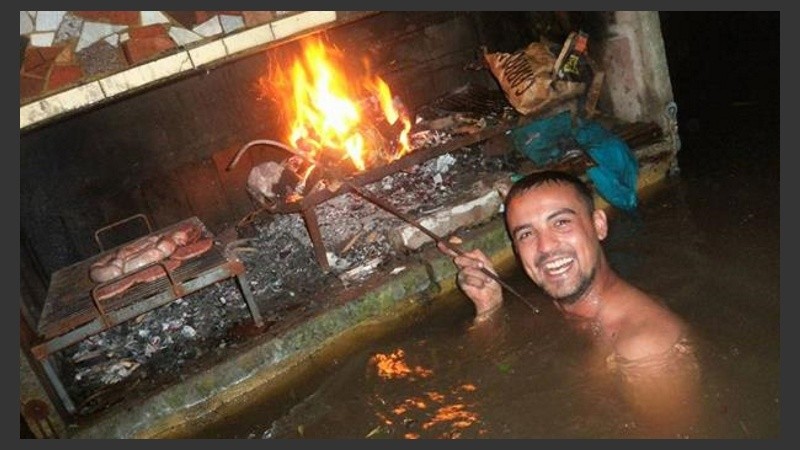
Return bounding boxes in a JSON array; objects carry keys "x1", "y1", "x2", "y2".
[
  {"x1": 95, "y1": 258, "x2": 182, "y2": 301},
  {"x1": 170, "y1": 238, "x2": 213, "y2": 261}
]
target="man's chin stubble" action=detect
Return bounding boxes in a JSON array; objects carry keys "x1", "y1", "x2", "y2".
[{"x1": 551, "y1": 268, "x2": 596, "y2": 306}]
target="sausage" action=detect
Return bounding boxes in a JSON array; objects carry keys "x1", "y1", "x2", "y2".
[
  {"x1": 90, "y1": 253, "x2": 122, "y2": 282},
  {"x1": 156, "y1": 237, "x2": 177, "y2": 256},
  {"x1": 116, "y1": 235, "x2": 159, "y2": 260},
  {"x1": 142, "y1": 258, "x2": 181, "y2": 282},
  {"x1": 169, "y1": 238, "x2": 213, "y2": 261},
  {"x1": 95, "y1": 275, "x2": 136, "y2": 301},
  {"x1": 89, "y1": 221, "x2": 205, "y2": 297},
  {"x1": 95, "y1": 259, "x2": 182, "y2": 301},
  {"x1": 110, "y1": 257, "x2": 124, "y2": 269},
  {"x1": 122, "y1": 247, "x2": 171, "y2": 273},
  {"x1": 169, "y1": 223, "x2": 202, "y2": 246},
  {"x1": 89, "y1": 263, "x2": 123, "y2": 283},
  {"x1": 90, "y1": 252, "x2": 117, "y2": 268}
]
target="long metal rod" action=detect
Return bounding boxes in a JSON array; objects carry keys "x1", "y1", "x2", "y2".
[{"x1": 345, "y1": 182, "x2": 538, "y2": 313}]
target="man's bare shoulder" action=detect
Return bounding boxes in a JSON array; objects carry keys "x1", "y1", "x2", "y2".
[{"x1": 612, "y1": 296, "x2": 686, "y2": 362}]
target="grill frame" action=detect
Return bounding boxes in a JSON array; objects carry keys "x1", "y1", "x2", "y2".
[{"x1": 30, "y1": 216, "x2": 264, "y2": 415}]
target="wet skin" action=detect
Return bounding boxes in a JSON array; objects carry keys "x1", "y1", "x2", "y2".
[{"x1": 505, "y1": 183, "x2": 606, "y2": 306}]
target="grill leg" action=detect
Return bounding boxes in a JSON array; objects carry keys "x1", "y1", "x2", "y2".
[
  {"x1": 301, "y1": 207, "x2": 330, "y2": 271},
  {"x1": 40, "y1": 357, "x2": 76, "y2": 415},
  {"x1": 236, "y1": 273, "x2": 263, "y2": 327}
]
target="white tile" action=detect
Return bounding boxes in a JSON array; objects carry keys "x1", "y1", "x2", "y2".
[
  {"x1": 20, "y1": 11, "x2": 34, "y2": 35},
  {"x1": 120, "y1": 32, "x2": 130, "y2": 42},
  {"x1": 29, "y1": 32, "x2": 55, "y2": 47},
  {"x1": 99, "y1": 69, "x2": 146, "y2": 98},
  {"x1": 169, "y1": 27, "x2": 202, "y2": 47},
  {"x1": 193, "y1": 16, "x2": 222, "y2": 38},
  {"x1": 20, "y1": 82, "x2": 106, "y2": 130},
  {"x1": 76, "y1": 22, "x2": 116, "y2": 52},
  {"x1": 34, "y1": 11, "x2": 66, "y2": 32},
  {"x1": 222, "y1": 23, "x2": 274, "y2": 55},
  {"x1": 141, "y1": 11, "x2": 170, "y2": 26},
  {"x1": 188, "y1": 40, "x2": 227, "y2": 67},
  {"x1": 153, "y1": 51, "x2": 194, "y2": 74},
  {"x1": 270, "y1": 11, "x2": 336, "y2": 40},
  {"x1": 104, "y1": 34, "x2": 119, "y2": 47},
  {"x1": 220, "y1": 14, "x2": 245, "y2": 34},
  {"x1": 100, "y1": 51, "x2": 193, "y2": 98}
]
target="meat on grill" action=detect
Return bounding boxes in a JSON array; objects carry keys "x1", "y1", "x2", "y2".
[
  {"x1": 95, "y1": 259, "x2": 182, "y2": 301},
  {"x1": 89, "y1": 222, "x2": 214, "y2": 301}
]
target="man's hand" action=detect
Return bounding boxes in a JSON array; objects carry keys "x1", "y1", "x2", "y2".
[{"x1": 437, "y1": 242, "x2": 503, "y2": 320}]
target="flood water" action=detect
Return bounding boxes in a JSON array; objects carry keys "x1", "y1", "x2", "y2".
[{"x1": 192, "y1": 108, "x2": 780, "y2": 438}]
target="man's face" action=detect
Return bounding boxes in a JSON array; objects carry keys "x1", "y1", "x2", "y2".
[{"x1": 505, "y1": 182, "x2": 608, "y2": 304}]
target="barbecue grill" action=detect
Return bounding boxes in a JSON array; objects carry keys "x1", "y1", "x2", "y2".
[{"x1": 31, "y1": 215, "x2": 263, "y2": 414}]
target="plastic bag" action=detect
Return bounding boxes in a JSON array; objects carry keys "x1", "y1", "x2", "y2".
[
  {"x1": 574, "y1": 120, "x2": 639, "y2": 211},
  {"x1": 484, "y1": 37, "x2": 587, "y2": 115}
]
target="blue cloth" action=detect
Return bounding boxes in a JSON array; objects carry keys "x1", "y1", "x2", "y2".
[
  {"x1": 510, "y1": 111, "x2": 573, "y2": 166},
  {"x1": 574, "y1": 120, "x2": 638, "y2": 211},
  {"x1": 511, "y1": 114, "x2": 639, "y2": 211}
]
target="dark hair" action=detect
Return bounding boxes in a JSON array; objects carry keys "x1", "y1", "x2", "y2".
[{"x1": 504, "y1": 170, "x2": 595, "y2": 213}]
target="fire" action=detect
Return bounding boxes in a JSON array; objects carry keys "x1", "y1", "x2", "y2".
[
  {"x1": 267, "y1": 38, "x2": 412, "y2": 175},
  {"x1": 368, "y1": 76, "x2": 412, "y2": 154}
]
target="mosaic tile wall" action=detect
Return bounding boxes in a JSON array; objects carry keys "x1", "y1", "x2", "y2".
[
  {"x1": 19, "y1": 11, "x2": 365, "y2": 130},
  {"x1": 19, "y1": 11, "x2": 299, "y2": 101}
]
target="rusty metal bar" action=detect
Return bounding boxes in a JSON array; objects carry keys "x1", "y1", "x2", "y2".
[
  {"x1": 40, "y1": 357, "x2": 76, "y2": 414},
  {"x1": 300, "y1": 207, "x2": 330, "y2": 271},
  {"x1": 31, "y1": 318, "x2": 106, "y2": 360},
  {"x1": 234, "y1": 265, "x2": 264, "y2": 327},
  {"x1": 247, "y1": 109, "x2": 577, "y2": 279},
  {"x1": 88, "y1": 259, "x2": 181, "y2": 328},
  {"x1": 273, "y1": 115, "x2": 543, "y2": 215},
  {"x1": 93, "y1": 213, "x2": 152, "y2": 252},
  {"x1": 159, "y1": 260, "x2": 186, "y2": 298},
  {"x1": 32, "y1": 259, "x2": 245, "y2": 361},
  {"x1": 88, "y1": 283, "x2": 112, "y2": 329}
]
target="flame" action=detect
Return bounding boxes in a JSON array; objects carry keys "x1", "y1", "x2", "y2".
[
  {"x1": 267, "y1": 38, "x2": 412, "y2": 175},
  {"x1": 368, "y1": 76, "x2": 412, "y2": 157}
]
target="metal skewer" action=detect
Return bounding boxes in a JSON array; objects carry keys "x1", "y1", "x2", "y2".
[{"x1": 344, "y1": 182, "x2": 538, "y2": 313}]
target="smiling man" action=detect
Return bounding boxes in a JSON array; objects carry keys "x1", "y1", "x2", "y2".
[{"x1": 439, "y1": 170, "x2": 701, "y2": 436}]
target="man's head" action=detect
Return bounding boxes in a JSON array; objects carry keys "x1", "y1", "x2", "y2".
[{"x1": 504, "y1": 171, "x2": 609, "y2": 305}]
